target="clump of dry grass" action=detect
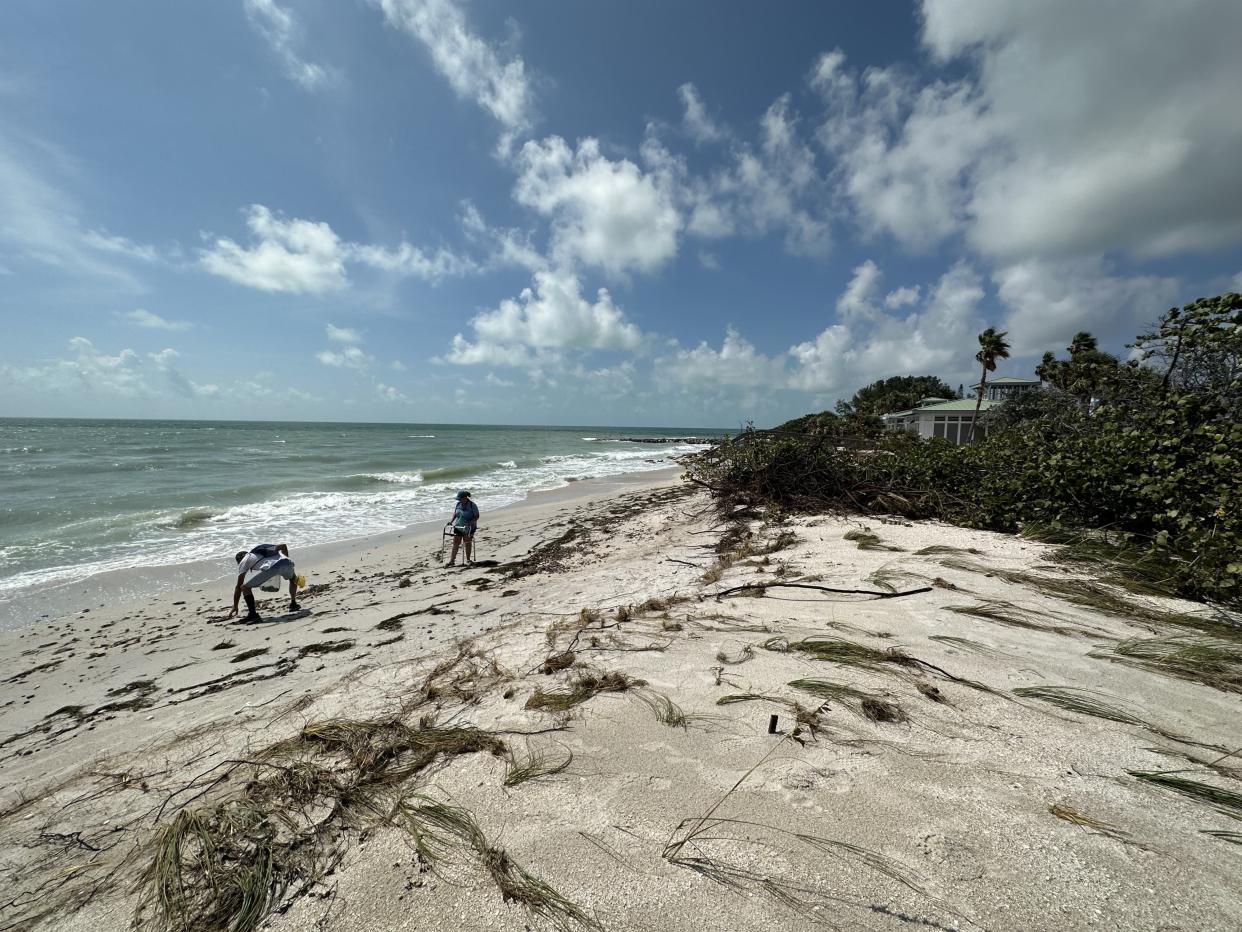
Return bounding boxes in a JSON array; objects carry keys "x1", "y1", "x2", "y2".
[
  {"x1": 1129, "y1": 771, "x2": 1242, "y2": 818},
  {"x1": 134, "y1": 717, "x2": 508, "y2": 932},
  {"x1": 843, "y1": 529, "x2": 903, "y2": 552},
  {"x1": 768, "y1": 635, "x2": 992, "y2": 693},
  {"x1": 764, "y1": 636, "x2": 908, "y2": 673},
  {"x1": 787, "y1": 678, "x2": 907, "y2": 723},
  {"x1": 860, "y1": 696, "x2": 908, "y2": 723},
  {"x1": 944, "y1": 600, "x2": 1078, "y2": 636},
  {"x1": 397, "y1": 796, "x2": 599, "y2": 929},
  {"x1": 504, "y1": 744, "x2": 574, "y2": 787},
  {"x1": 715, "y1": 645, "x2": 754, "y2": 665},
  {"x1": 1015, "y1": 685, "x2": 1228, "y2": 753},
  {"x1": 540, "y1": 650, "x2": 576, "y2": 675},
  {"x1": 1092, "y1": 636, "x2": 1242, "y2": 694},
  {"x1": 1013, "y1": 686, "x2": 1149, "y2": 727},
  {"x1": 1049, "y1": 803, "x2": 1135, "y2": 844},
  {"x1": 636, "y1": 692, "x2": 691, "y2": 728},
  {"x1": 939, "y1": 557, "x2": 1235, "y2": 639},
  {"x1": 928, "y1": 634, "x2": 1010, "y2": 657},
  {"x1": 525, "y1": 669, "x2": 645, "y2": 713}
]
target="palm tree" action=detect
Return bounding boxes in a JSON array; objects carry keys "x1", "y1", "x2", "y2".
[{"x1": 969, "y1": 327, "x2": 1011, "y2": 442}]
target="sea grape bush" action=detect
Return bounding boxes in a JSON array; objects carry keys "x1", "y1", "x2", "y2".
[{"x1": 688, "y1": 294, "x2": 1242, "y2": 606}]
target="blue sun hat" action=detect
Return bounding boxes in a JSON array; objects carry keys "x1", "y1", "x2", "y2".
[{"x1": 456, "y1": 489, "x2": 471, "y2": 500}]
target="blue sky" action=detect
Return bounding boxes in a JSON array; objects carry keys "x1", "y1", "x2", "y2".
[{"x1": 2, "y1": 0, "x2": 1240, "y2": 427}]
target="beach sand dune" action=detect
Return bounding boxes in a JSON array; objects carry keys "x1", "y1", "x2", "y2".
[{"x1": 1, "y1": 475, "x2": 1239, "y2": 931}]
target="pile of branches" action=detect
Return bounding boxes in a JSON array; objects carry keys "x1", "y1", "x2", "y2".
[
  {"x1": 686, "y1": 427, "x2": 974, "y2": 519},
  {"x1": 686, "y1": 293, "x2": 1242, "y2": 607}
]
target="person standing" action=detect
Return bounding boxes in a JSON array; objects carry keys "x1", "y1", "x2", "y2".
[
  {"x1": 228, "y1": 542, "x2": 303, "y2": 621},
  {"x1": 446, "y1": 490, "x2": 479, "y2": 567}
]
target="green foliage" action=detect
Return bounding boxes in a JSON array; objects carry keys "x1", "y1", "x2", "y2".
[
  {"x1": 688, "y1": 294, "x2": 1242, "y2": 606},
  {"x1": 834, "y1": 374, "x2": 955, "y2": 417}
]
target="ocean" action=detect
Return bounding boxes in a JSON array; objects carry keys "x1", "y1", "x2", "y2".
[{"x1": 0, "y1": 418, "x2": 721, "y2": 607}]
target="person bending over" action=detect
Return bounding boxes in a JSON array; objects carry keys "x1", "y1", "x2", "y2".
[
  {"x1": 228, "y1": 542, "x2": 303, "y2": 621},
  {"x1": 447, "y1": 490, "x2": 479, "y2": 567}
]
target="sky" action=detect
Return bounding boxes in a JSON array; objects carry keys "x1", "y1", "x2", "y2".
[{"x1": 1, "y1": 0, "x2": 1240, "y2": 428}]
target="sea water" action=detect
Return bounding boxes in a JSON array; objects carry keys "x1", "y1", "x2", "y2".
[{"x1": 0, "y1": 419, "x2": 721, "y2": 606}]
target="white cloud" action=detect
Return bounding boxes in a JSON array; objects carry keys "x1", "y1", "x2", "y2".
[
  {"x1": 698, "y1": 250, "x2": 720, "y2": 270},
  {"x1": 82, "y1": 230, "x2": 160, "y2": 262},
  {"x1": 656, "y1": 327, "x2": 786, "y2": 392},
  {"x1": 668, "y1": 95, "x2": 832, "y2": 256},
  {"x1": 375, "y1": 381, "x2": 410, "y2": 403},
  {"x1": 345, "y1": 241, "x2": 478, "y2": 278},
  {"x1": 993, "y1": 258, "x2": 1180, "y2": 355},
  {"x1": 123, "y1": 308, "x2": 193, "y2": 332},
  {"x1": 200, "y1": 204, "x2": 477, "y2": 293},
  {"x1": 202, "y1": 205, "x2": 346, "y2": 293},
  {"x1": 814, "y1": 1, "x2": 1242, "y2": 259},
  {"x1": 884, "y1": 285, "x2": 921, "y2": 309},
  {"x1": 474, "y1": 270, "x2": 641, "y2": 351},
  {"x1": 244, "y1": 0, "x2": 329, "y2": 90},
  {"x1": 390, "y1": 359, "x2": 408, "y2": 371},
  {"x1": 1232, "y1": 271, "x2": 1242, "y2": 292},
  {"x1": 813, "y1": 52, "x2": 988, "y2": 252},
  {"x1": 835, "y1": 260, "x2": 883, "y2": 320},
  {"x1": 0, "y1": 337, "x2": 217, "y2": 399},
  {"x1": 459, "y1": 201, "x2": 546, "y2": 272},
  {"x1": 513, "y1": 136, "x2": 681, "y2": 277},
  {"x1": 678, "y1": 83, "x2": 724, "y2": 143},
  {"x1": 316, "y1": 345, "x2": 372, "y2": 370},
  {"x1": 325, "y1": 323, "x2": 361, "y2": 343},
  {"x1": 372, "y1": 0, "x2": 534, "y2": 137},
  {"x1": 787, "y1": 260, "x2": 985, "y2": 394},
  {"x1": 442, "y1": 335, "x2": 536, "y2": 368},
  {"x1": 483, "y1": 371, "x2": 514, "y2": 388},
  {"x1": 0, "y1": 129, "x2": 143, "y2": 288}
]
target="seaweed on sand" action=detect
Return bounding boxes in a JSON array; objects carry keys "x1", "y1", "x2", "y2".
[
  {"x1": 944, "y1": 600, "x2": 1080, "y2": 636},
  {"x1": 843, "y1": 529, "x2": 903, "y2": 552},
  {"x1": 396, "y1": 796, "x2": 600, "y2": 930},
  {"x1": 661, "y1": 740, "x2": 939, "y2": 925},
  {"x1": 133, "y1": 718, "x2": 509, "y2": 932},
  {"x1": 1048, "y1": 803, "x2": 1136, "y2": 845},
  {"x1": 1091, "y1": 636, "x2": 1242, "y2": 694},
  {"x1": 939, "y1": 557, "x2": 1239, "y2": 640},
  {"x1": 788, "y1": 677, "x2": 908, "y2": 721},
  {"x1": 1013, "y1": 686, "x2": 1226, "y2": 753},
  {"x1": 504, "y1": 743, "x2": 574, "y2": 787},
  {"x1": 766, "y1": 635, "x2": 993, "y2": 693},
  {"x1": 1129, "y1": 771, "x2": 1242, "y2": 818},
  {"x1": 635, "y1": 691, "x2": 691, "y2": 729},
  {"x1": 524, "y1": 668, "x2": 644, "y2": 713},
  {"x1": 928, "y1": 634, "x2": 1011, "y2": 657}
]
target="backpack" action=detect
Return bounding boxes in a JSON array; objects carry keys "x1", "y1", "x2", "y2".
[
  {"x1": 250, "y1": 543, "x2": 281, "y2": 559},
  {"x1": 453, "y1": 501, "x2": 479, "y2": 529}
]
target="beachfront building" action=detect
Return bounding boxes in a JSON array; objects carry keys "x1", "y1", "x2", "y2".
[
  {"x1": 880, "y1": 375, "x2": 1041, "y2": 445},
  {"x1": 971, "y1": 375, "x2": 1041, "y2": 402}
]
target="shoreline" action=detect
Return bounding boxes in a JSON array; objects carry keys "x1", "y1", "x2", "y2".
[{"x1": 0, "y1": 464, "x2": 683, "y2": 630}]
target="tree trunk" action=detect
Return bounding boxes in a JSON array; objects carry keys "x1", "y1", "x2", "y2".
[{"x1": 968, "y1": 366, "x2": 988, "y2": 442}]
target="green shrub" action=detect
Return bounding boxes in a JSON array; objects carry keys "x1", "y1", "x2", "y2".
[{"x1": 688, "y1": 294, "x2": 1242, "y2": 606}]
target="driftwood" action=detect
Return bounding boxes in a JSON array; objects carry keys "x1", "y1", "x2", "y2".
[{"x1": 714, "y1": 582, "x2": 932, "y2": 601}]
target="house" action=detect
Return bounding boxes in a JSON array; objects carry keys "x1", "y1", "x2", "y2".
[
  {"x1": 971, "y1": 375, "x2": 1041, "y2": 402},
  {"x1": 880, "y1": 374, "x2": 1041, "y2": 445}
]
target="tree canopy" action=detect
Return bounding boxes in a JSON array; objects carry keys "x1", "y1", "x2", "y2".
[{"x1": 834, "y1": 375, "x2": 955, "y2": 417}]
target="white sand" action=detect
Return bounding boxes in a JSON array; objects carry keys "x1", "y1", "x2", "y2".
[{"x1": 1, "y1": 475, "x2": 1239, "y2": 931}]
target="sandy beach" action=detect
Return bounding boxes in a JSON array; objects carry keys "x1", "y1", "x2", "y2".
[{"x1": 2, "y1": 472, "x2": 1240, "y2": 932}]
